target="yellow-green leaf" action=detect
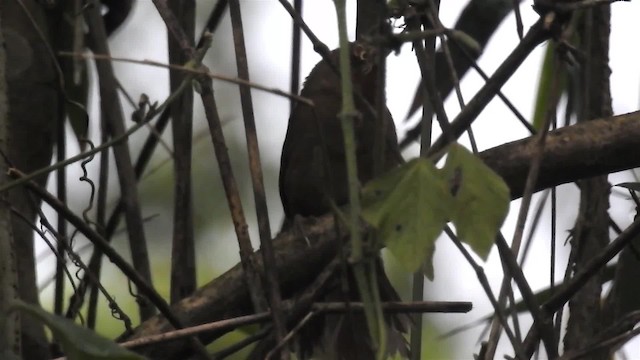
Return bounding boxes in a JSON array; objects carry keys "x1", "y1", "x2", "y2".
[
  {"x1": 442, "y1": 144, "x2": 510, "y2": 260},
  {"x1": 10, "y1": 300, "x2": 144, "y2": 360},
  {"x1": 532, "y1": 42, "x2": 569, "y2": 131},
  {"x1": 362, "y1": 158, "x2": 452, "y2": 278}
]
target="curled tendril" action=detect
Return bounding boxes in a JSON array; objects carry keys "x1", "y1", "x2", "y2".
[
  {"x1": 78, "y1": 139, "x2": 97, "y2": 226},
  {"x1": 127, "y1": 278, "x2": 149, "y2": 311},
  {"x1": 54, "y1": 139, "x2": 133, "y2": 331}
]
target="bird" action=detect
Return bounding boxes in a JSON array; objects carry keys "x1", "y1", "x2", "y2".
[{"x1": 277, "y1": 42, "x2": 409, "y2": 359}]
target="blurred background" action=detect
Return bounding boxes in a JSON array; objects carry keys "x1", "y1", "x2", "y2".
[{"x1": 36, "y1": 1, "x2": 640, "y2": 358}]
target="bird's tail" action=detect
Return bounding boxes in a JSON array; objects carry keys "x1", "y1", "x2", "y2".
[{"x1": 250, "y1": 258, "x2": 410, "y2": 359}]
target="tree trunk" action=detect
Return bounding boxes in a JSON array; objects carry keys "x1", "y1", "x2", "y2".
[
  {"x1": 564, "y1": 7, "x2": 612, "y2": 358},
  {"x1": 1, "y1": 1, "x2": 58, "y2": 358}
]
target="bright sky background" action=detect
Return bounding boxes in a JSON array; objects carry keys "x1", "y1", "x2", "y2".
[{"x1": 37, "y1": 1, "x2": 640, "y2": 358}]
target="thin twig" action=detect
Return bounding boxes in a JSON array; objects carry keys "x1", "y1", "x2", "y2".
[
  {"x1": 228, "y1": 0, "x2": 287, "y2": 355},
  {"x1": 513, "y1": 0, "x2": 524, "y2": 39},
  {"x1": 424, "y1": 0, "x2": 479, "y2": 153},
  {"x1": 444, "y1": 226, "x2": 528, "y2": 360},
  {"x1": 87, "y1": 98, "x2": 111, "y2": 329},
  {"x1": 166, "y1": 0, "x2": 197, "y2": 305},
  {"x1": 67, "y1": 31, "x2": 216, "y2": 330},
  {"x1": 54, "y1": 74, "x2": 68, "y2": 317},
  {"x1": 32, "y1": 210, "x2": 133, "y2": 333},
  {"x1": 445, "y1": 35, "x2": 534, "y2": 135},
  {"x1": 8, "y1": 169, "x2": 204, "y2": 350},
  {"x1": 426, "y1": 19, "x2": 549, "y2": 158},
  {"x1": 405, "y1": 4, "x2": 452, "y2": 143},
  {"x1": 197, "y1": 73, "x2": 267, "y2": 313},
  {"x1": 334, "y1": 1, "x2": 385, "y2": 357},
  {"x1": 277, "y1": 0, "x2": 332, "y2": 61},
  {"x1": 289, "y1": 0, "x2": 303, "y2": 113},
  {"x1": 484, "y1": 49, "x2": 562, "y2": 360},
  {"x1": 151, "y1": 0, "x2": 194, "y2": 58},
  {"x1": 522, "y1": 216, "x2": 640, "y2": 356},
  {"x1": 265, "y1": 311, "x2": 316, "y2": 360},
  {"x1": 404, "y1": 2, "x2": 440, "y2": 359},
  {"x1": 214, "y1": 327, "x2": 271, "y2": 360},
  {"x1": 58, "y1": 52, "x2": 313, "y2": 106},
  {"x1": 121, "y1": 313, "x2": 271, "y2": 349},
  {"x1": 495, "y1": 234, "x2": 558, "y2": 357},
  {"x1": 85, "y1": 0, "x2": 154, "y2": 320},
  {"x1": 196, "y1": 0, "x2": 229, "y2": 49},
  {"x1": 118, "y1": 301, "x2": 472, "y2": 350},
  {"x1": 402, "y1": 0, "x2": 526, "y2": 123},
  {"x1": 559, "y1": 311, "x2": 640, "y2": 360}
]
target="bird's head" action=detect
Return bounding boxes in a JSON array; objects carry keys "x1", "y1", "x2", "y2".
[{"x1": 302, "y1": 41, "x2": 385, "y2": 102}]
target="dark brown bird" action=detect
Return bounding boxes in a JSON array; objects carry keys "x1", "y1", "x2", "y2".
[
  {"x1": 280, "y1": 44, "x2": 403, "y2": 218},
  {"x1": 278, "y1": 42, "x2": 409, "y2": 359}
]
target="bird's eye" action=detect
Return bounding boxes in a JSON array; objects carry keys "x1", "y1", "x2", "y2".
[
  {"x1": 352, "y1": 43, "x2": 369, "y2": 62},
  {"x1": 352, "y1": 43, "x2": 377, "y2": 75}
]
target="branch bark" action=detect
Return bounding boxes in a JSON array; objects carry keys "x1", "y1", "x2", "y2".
[
  {"x1": 2, "y1": 1, "x2": 57, "y2": 358},
  {"x1": 481, "y1": 110, "x2": 640, "y2": 199},
  {"x1": 564, "y1": 7, "x2": 612, "y2": 357},
  {"x1": 0, "y1": 13, "x2": 19, "y2": 359}
]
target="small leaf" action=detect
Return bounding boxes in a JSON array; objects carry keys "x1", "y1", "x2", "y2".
[
  {"x1": 532, "y1": 43, "x2": 556, "y2": 131},
  {"x1": 442, "y1": 144, "x2": 510, "y2": 260},
  {"x1": 10, "y1": 300, "x2": 144, "y2": 360},
  {"x1": 362, "y1": 158, "x2": 453, "y2": 278},
  {"x1": 66, "y1": 97, "x2": 89, "y2": 143}
]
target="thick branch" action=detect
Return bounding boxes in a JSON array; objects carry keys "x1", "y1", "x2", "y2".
[
  {"x1": 119, "y1": 216, "x2": 341, "y2": 359},
  {"x1": 122, "y1": 110, "x2": 640, "y2": 359},
  {"x1": 483, "y1": 110, "x2": 640, "y2": 199}
]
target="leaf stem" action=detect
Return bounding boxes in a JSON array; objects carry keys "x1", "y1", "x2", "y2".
[{"x1": 332, "y1": 0, "x2": 385, "y2": 357}]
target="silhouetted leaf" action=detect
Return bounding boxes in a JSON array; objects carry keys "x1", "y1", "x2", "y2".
[{"x1": 616, "y1": 182, "x2": 640, "y2": 192}]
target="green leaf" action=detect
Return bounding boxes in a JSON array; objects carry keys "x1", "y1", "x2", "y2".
[
  {"x1": 10, "y1": 300, "x2": 144, "y2": 360},
  {"x1": 362, "y1": 158, "x2": 452, "y2": 278},
  {"x1": 442, "y1": 144, "x2": 510, "y2": 260},
  {"x1": 532, "y1": 42, "x2": 556, "y2": 131}
]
